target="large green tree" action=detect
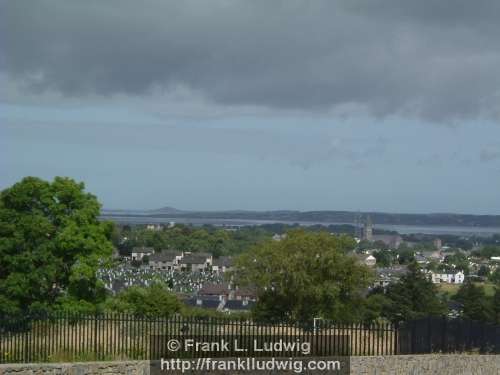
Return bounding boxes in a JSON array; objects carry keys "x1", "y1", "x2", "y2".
[
  {"x1": 0, "y1": 177, "x2": 114, "y2": 315},
  {"x1": 104, "y1": 283, "x2": 182, "y2": 317},
  {"x1": 233, "y1": 230, "x2": 373, "y2": 323},
  {"x1": 382, "y1": 262, "x2": 446, "y2": 322},
  {"x1": 454, "y1": 281, "x2": 494, "y2": 323}
]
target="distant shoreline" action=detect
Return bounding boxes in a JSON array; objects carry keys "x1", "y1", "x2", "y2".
[{"x1": 100, "y1": 213, "x2": 500, "y2": 237}]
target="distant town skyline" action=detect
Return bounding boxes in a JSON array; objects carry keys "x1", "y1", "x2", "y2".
[{"x1": 2, "y1": 1, "x2": 500, "y2": 214}]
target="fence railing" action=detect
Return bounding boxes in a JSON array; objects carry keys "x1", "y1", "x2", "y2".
[
  {"x1": 0, "y1": 313, "x2": 396, "y2": 363},
  {"x1": 398, "y1": 316, "x2": 499, "y2": 354},
  {"x1": 0, "y1": 313, "x2": 498, "y2": 363}
]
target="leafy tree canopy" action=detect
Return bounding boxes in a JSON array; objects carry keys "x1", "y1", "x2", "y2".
[
  {"x1": 454, "y1": 281, "x2": 494, "y2": 323},
  {"x1": 382, "y1": 262, "x2": 446, "y2": 322},
  {"x1": 104, "y1": 283, "x2": 182, "y2": 317},
  {"x1": 0, "y1": 176, "x2": 114, "y2": 315},
  {"x1": 233, "y1": 230, "x2": 373, "y2": 323}
]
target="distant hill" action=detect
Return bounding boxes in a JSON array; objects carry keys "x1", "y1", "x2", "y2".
[{"x1": 102, "y1": 207, "x2": 500, "y2": 227}]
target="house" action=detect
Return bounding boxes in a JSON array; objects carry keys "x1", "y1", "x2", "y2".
[
  {"x1": 199, "y1": 283, "x2": 231, "y2": 301},
  {"x1": 223, "y1": 300, "x2": 255, "y2": 313},
  {"x1": 415, "y1": 254, "x2": 429, "y2": 265},
  {"x1": 272, "y1": 233, "x2": 287, "y2": 241},
  {"x1": 212, "y1": 256, "x2": 234, "y2": 274},
  {"x1": 146, "y1": 224, "x2": 163, "y2": 231},
  {"x1": 373, "y1": 266, "x2": 408, "y2": 288},
  {"x1": 149, "y1": 251, "x2": 183, "y2": 271},
  {"x1": 430, "y1": 271, "x2": 465, "y2": 284},
  {"x1": 356, "y1": 253, "x2": 377, "y2": 267},
  {"x1": 234, "y1": 287, "x2": 257, "y2": 302},
  {"x1": 179, "y1": 252, "x2": 212, "y2": 272},
  {"x1": 131, "y1": 247, "x2": 154, "y2": 261},
  {"x1": 422, "y1": 250, "x2": 445, "y2": 263},
  {"x1": 183, "y1": 296, "x2": 223, "y2": 310}
]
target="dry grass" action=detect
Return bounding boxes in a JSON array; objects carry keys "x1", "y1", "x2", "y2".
[{"x1": 1, "y1": 319, "x2": 396, "y2": 363}]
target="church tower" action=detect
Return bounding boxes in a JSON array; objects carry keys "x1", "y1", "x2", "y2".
[{"x1": 362, "y1": 215, "x2": 373, "y2": 241}]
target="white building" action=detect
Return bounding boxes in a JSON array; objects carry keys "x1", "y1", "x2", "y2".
[
  {"x1": 149, "y1": 251, "x2": 183, "y2": 271},
  {"x1": 131, "y1": 247, "x2": 154, "y2": 261},
  {"x1": 430, "y1": 271, "x2": 465, "y2": 284}
]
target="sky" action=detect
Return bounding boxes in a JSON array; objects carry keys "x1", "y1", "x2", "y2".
[{"x1": 1, "y1": 0, "x2": 500, "y2": 214}]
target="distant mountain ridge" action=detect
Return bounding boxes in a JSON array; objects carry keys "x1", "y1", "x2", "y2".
[{"x1": 101, "y1": 207, "x2": 500, "y2": 227}]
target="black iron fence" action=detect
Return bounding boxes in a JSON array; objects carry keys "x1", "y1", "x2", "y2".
[
  {"x1": 398, "y1": 316, "x2": 499, "y2": 354},
  {"x1": 0, "y1": 313, "x2": 497, "y2": 363}
]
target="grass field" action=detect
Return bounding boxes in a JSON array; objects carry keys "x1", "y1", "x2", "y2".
[{"x1": 436, "y1": 282, "x2": 497, "y2": 297}]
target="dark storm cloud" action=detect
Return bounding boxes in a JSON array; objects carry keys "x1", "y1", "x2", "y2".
[{"x1": 2, "y1": 0, "x2": 500, "y2": 122}]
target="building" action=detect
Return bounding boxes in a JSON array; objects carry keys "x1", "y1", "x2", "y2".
[
  {"x1": 131, "y1": 247, "x2": 154, "y2": 261},
  {"x1": 146, "y1": 224, "x2": 163, "y2": 231},
  {"x1": 234, "y1": 287, "x2": 257, "y2": 302},
  {"x1": 199, "y1": 283, "x2": 231, "y2": 301},
  {"x1": 149, "y1": 251, "x2": 183, "y2": 271},
  {"x1": 356, "y1": 253, "x2": 377, "y2": 267},
  {"x1": 178, "y1": 252, "x2": 212, "y2": 272},
  {"x1": 422, "y1": 250, "x2": 444, "y2": 263},
  {"x1": 430, "y1": 271, "x2": 465, "y2": 284},
  {"x1": 362, "y1": 216, "x2": 373, "y2": 241},
  {"x1": 433, "y1": 238, "x2": 442, "y2": 250},
  {"x1": 223, "y1": 300, "x2": 255, "y2": 313},
  {"x1": 415, "y1": 254, "x2": 428, "y2": 265},
  {"x1": 373, "y1": 266, "x2": 409, "y2": 288},
  {"x1": 183, "y1": 296, "x2": 223, "y2": 310},
  {"x1": 212, "y1": 256, "x2": 234, "y2": 274},
  {"x1": 272, "y1": 233, "x2": 287, "y2": 241}
]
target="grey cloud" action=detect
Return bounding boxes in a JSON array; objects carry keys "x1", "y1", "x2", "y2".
[
  {"x1": 2, "y1": 0, "x2": 500, "y2": 122},
  {"x1": 480, "y1": 148, "x2": 500, "y2": 162}
]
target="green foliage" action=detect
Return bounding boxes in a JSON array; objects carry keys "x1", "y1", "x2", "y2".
[
  {"x1": 454, "y1": 281, "x2": 494, "y2": 323},
  {"x1": 382, "y1": 262, "x2": 446, "y2": 322},
  {"x1": 395, "y1": 245, "x2": 415, "y2": 264},
  {"x1": 493, "y1": 288, "x2": 500, "y2": 324},
  {"x1": 0, "y1": 176, "x2": 114, "y2": 315},
  {"x1": 472, "y1": 245, "x2": 500, "y2": 259},
  {"x1": 490, "y1": 268, "x2": 500, "y2": 284},
  {"x1": 233, "y1": 230, "x2": 372, "y2": 323},
  {"x1": 117, "y1": 225, "x2": 272, "y2": 257},
  {"x1": 361, "y1": 293, "x2": 392, "y2": 322},
  {"x1": 104, "y1": 283, "x2": 182, "y2": 317},
  {"x1": 440, "y1": 252, "x2": 470, "y2": 274},
  {"x1": 373, "y1": 249, "x2": 395, "y2": 267},
  {"x1": 477, "y1": 265, "x2": 490, "y2": 277}
]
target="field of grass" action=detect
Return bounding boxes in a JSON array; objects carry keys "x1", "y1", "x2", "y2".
[{"x1": 436, "y1": 282, "x2": 496, "y2": 297}]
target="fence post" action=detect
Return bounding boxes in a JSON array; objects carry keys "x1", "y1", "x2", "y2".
[
  {"x1": 427, "y1": 316, "x2": 432, "y2": 353},
  {"x1": 94, "y1": 313, "x2": 98, "y2": 359},
  {"x1": 393, "y1": 321, "x2": 399, "y2": 355},
  {"x1": 441, "y1": 315, "x2": 447, "y2": 353}
]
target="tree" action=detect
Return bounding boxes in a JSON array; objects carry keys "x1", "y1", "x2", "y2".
[
  {"x1": 0, "y1": 177, "x2": 114, "y2": 315},
  {"x1": 396, "y1": 246, "x2": 415, "y2": 265},
  {"x1": 105, "y1": 283, "x2": 182, "y2": 317},
  {"x1": 383, "y1": 262, "x2": 445, "y2": 322},
  {"x1": 454, "y1": 281, "x2": 493, "y2": 322},
  {"x1": 477, "y1": 265, "x2": 490, "y2": 277},
  {"x1": 490, "y1": 268, "x2": 500, "y2": 284},
  {"x1": 373, "y1": 249, "x2": 395, "y2": 267},
  {"x1": 493, "y1": 288, "x2": 500, "y2": 324},
  {"x1": 233, "y1": 230, "x2": 373, "y2": 323}
]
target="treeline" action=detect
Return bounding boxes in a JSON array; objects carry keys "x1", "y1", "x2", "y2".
[
  {"x1": 115, "y1": 222, "x2": 398, "y2": 258},
  {"x1": 140, "y1": 208, "x2": 500, "y2": 227}
]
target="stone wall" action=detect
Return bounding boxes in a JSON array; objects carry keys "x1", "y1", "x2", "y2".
[
  {"x1": 351, "y1": 355, "x2": 499, "y2": 374},
  {"x1": 0, "y1": 355, "x2": 499, "y2": 374}
]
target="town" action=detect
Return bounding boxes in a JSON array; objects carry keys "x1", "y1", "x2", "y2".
[{"x1": 99, "y1": 216, "x2": 500, "y2": 319}]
